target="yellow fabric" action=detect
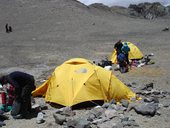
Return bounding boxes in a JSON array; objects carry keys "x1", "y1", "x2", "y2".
[
  {"x1": 110, "y1": 42, "x2": 143, "y2": 64},
  {"x1": 32, "y1": 78, "x2": 50, "y2": 97},
  {"x1": 32, "y1": 58, "x2": 136, "y2": 106}
]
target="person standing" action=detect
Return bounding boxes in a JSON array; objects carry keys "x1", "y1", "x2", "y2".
[
  {"x1": 121, "y1": 42, "x2": 130, "y2": 65},
  {"x1": 114, "y1": 40, "x2": 123, "y2": 56},
  {"x1": 0, "y1": 71, "x2": 36, "y2": 119},
  {"x1": 8, "y1": 26, "x2": 12, "y2": 32},
  {"x1": 5, "y1": 24, "x2": 9, "y2": 33}
]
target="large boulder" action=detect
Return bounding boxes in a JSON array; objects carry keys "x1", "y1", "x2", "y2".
[
  {"x1": 134, "y1": 103, "x2": 158, "y2": 116},
  {"x1": 166, "y1": 5, "x2": 170, "y2": 13},
  {"x1": 128, "y1": 2, "x2": 168, "y2": 19}
]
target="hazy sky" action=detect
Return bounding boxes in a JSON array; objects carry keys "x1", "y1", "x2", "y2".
[{"x1": 78, "y1": 0, "x2": 170, "y2": 7}]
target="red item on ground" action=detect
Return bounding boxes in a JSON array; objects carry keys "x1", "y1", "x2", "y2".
[
  {"x1": 0, "y1": 83, "x2": 14, "y2": 106},
  {"x1": 1, "y1": 92, "x2": 6, "y2": 105}
]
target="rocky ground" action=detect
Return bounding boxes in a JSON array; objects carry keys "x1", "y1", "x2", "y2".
[{"x1": 0, "y1": 0, "x2": 170, "y2": 127}]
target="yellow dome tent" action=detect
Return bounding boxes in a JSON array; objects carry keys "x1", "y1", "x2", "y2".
[
  {"x1": 32, "y1": 58, "x2": 136, "y2": 107},
  {"x1": 110, "y1": 42, "x2": 143, "y2": 64}
]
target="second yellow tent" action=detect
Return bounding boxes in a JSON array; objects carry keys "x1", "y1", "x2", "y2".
[{"x1": 110, "y1": 42, "x2": 143, "y2": 64}]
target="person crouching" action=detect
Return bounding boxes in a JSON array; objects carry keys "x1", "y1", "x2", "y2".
[
  {"x1": 117, "y1": 53, "x2": 129, "y2": 73},
  {"x1": 0, "y1": 71, "x2": 36, "y2": 119}
]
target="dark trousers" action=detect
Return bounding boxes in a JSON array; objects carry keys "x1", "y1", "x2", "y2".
[
  {"x1": 125, "y1": 53, "x2": 129, "y2": 64},
  {"x1": 11, "y1": 78, "x2": 36, "y2": 116}
]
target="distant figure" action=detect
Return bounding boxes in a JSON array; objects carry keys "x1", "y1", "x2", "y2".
[
  {"x1": 121, "y1": 42, "x2": 130, "y2": 65},
  {"x1": 5, "y1": 24, "x2": 12, "y2": 33},
  {"x1": 114, "y1": 40, "x2": 123, "y2": 56},
  {"x1": 8, "y1": 26, "x2": 12, "y2": 32},
  {"x1": 0, "y1": 71, "x2": 36, "y2": 119},
  {"x1": 5, "y1": 24, "x2": 9, "y2": 33}
]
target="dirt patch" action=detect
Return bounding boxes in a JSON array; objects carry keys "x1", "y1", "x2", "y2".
[
  {"x1": 128, "y1": 66, "x2": 165, "y2": 77},
  {"x1": 94, "y1": 51, "x2": 111, "y2": 55}
]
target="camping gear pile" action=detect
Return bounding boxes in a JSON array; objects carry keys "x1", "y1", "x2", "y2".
[
  {"x1": 130, "y1": 53, "x2": 155, "y2": 68},
  {"x1": 95, "y1": 57, "x2": 112, "y2": 71},
  {"x1": 97, "y1": 57, "x2": 112, "y2": 68}
]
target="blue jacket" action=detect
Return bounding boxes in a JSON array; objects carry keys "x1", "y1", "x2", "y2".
[{"x1": 117, "y1": 53, "x2": 126, "y2": 62}]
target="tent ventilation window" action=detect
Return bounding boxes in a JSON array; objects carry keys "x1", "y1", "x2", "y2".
[{"x1": 66, "y1": 62, "x2": 86, "y2": 65}]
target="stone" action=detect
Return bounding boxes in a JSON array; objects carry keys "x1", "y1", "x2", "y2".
[
  {"x1": 113, "y1": 104, "x2": 122, "y2": 111},
  {"x1": 144, "y1": 97, "x2": 159, "y2": 103},
  {"x1": 121, "y1": 117, "x2": 129, "y2": 122},
  {"x1": 55, "y1": 107, "x2": 75, "y2": 116},
  {"x1": 110, "y1": 99, "x2": 116, "y2": 105},
  {"x1": 55, "y1": 108, "x2": 64, "y2": 114},
  {"x1": 132, "y1": 82, "x2": 137, "y2": 85},
  {"x1": 108, "y1": 104, "x2": 114, "y2": 110},
  {"x1": 121, "y1": 117, "x2": 138, "y2": 127},
  {"x1": 53, "y1": 113, "x2": 66, "y2": 125},
  {"x1": 128, "y1": 117, "x2": 135, "y2": 122},
  {"x1": 158, "y1": 103, "x2": 164, "y2": 108},
  {"x1": 102, "y1": 103, "x2": 110, "y2": 109},
  {"x1": 67, "y1": 119, "x2": 77, "y2": 127},
  {"x1": 36, "y1": 112, "x2": 45, "y2": 124},
  {"x1": 120, "y1": 99, "x2": 129, "y2": 108},
  {"x1": 162, "y1": 27, "x2": 169, "y2": 31},
  {"x1": 152, "y1": 97, "x2": 159, "y2": 103},
  {"x1": 92, "y1": 119, "x2": 105, "y2": 124},
  {"x1": 112, "y1": 122, "x2": 123, "y2": 128},
  {"x1": 144, "y1": 98, "x2": 153, "y2": 103},
  {"x1": 161, "y1": 91, "x2": 170, "y2": 95},
  {"x1": 141, "y1": 83, "x2": 154, "y2": 91},
  {"x1": 134, "y1": 103, "x2": 157, "y2": 116},
  {"x1": 32, "y1": 104, "x2": 40, "y2": 109},
  {"x1": 76, "y1": 118, "x2": 91, "y2": 128},
  {"x1": 40, "y1": 105, "x2": 48, "y2": 110},
  {"x1": 136, "y1": 90, "x2": 152, "y2": 96},
  {"x1": 130, "y1": 97, "x2": 137, "y2": 102},
  {"x1": 127, "y1": 83, "x2": 132, "y2": 87},
  {"x1": 156, "y1": 110, "x2": 161, "y2": 116},
  {"x1": 122, "y1": 120, "x2": 139, "y2": 127},
  {"x1": 62, "y1": 110, "x2": 76, "y2": 117},
  {"x1": 147, "y1": 87, "x2": 153, "y2": 91},
  {"x1": 90, "y1": 124, "x2": 98, "y2": 128},
  {"x1": 104, "y1": 109, "x2": 117, "y2": 119},
  {"x1": 120, "y1": 106, "x2": 127, "y2": 111},
  {"x1": 90, "y1": 107, "x2": 104, "y2": 118},
  {"x1": 151, "y1": 89, "x2": 161, "y2": 95},
  {"x1": 87, "y1": 114, "x2": 96, "y2": 121},
  {"x1": 127, "y1": 102, "x2": 137, "y2": 112},
  {"x1": 163, "y1": 102, "x2": 170, "y2": 108}
]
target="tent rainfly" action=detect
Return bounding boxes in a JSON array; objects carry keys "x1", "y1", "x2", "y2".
[
  {"x1": 110, "y1": 41, "x2": 143, "y2": 64},
  {"x1": 32, "y1": 58, "x2": 137, "y2": 107}
]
